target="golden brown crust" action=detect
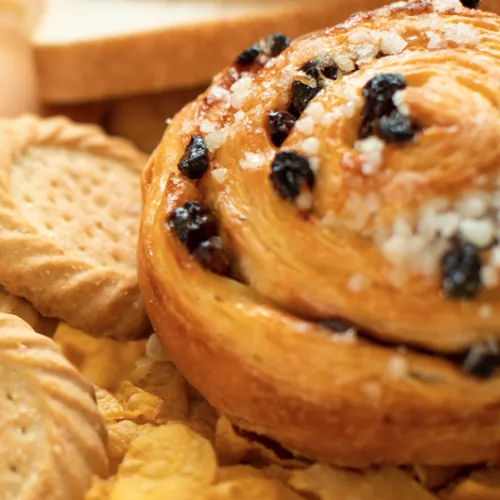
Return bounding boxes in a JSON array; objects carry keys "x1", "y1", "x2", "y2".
[
  {"x1": 34, "y1": 0, "x2": 389, "y2": 104},
  {"x1": 0, "y1": 115, "x2": 149, "y2": 339},
  {"x1": 0, "y1": 313, "x2": 108, "y2": 499},
  {"x1": 139, "y1": 0, "x2": 500, "y2": 467}
]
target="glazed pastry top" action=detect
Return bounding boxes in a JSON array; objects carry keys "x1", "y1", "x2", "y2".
[
  {"x1": 149, "y1": 0, "x2": 500, "y2": 356},
  {"x1": 139, "y1": 0, "x2": 500, "y2": 466}
]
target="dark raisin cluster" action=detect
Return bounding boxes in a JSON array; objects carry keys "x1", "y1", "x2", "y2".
[
  {"x1": 301, "y1": 59, "x2": 339, "y2": 82},
  {"x1": 265, "y1": 59, "x2": 341, "y2": 148},
  {"x1": 441, "y1": 240, "x2": 482, "y2": 300},
  {"x1": 268, "y1": 111, "x2": 297, "y2": 147},
  {"x1": 461, "y1": 340, "x2": 500, "y2": 378},
  {"x1": 360, "y1": 73, "x2": 418, "y2": 142},
  {"x1": 265, "y1": 33, "x2": 290, "y2": 57},
  {"x1": 178, "y1": 135, "x2": 209, "y2": 179},
  {"x1": 266, "y1": 80, "x2": 320, "y2": 147},
  {"x1": 270, "y1": 151, "x2": 315, "y2": 202},
  {"x1": 289, "y1": 81, "x2": 322, "y2": 118},
  {"x1": 236, "y1": 33, "x2": 290, "y2": 66},
  {"x1": 237, "y1": 45, "x2": 261, "y2": 66},
  {"x1": 288, "y1": 59, "x2": 341, "y2": 119},
  {"x1": 379, "y1": 111, "x2": 418, "y2": 143},
  {"x1": 168, "y1": 201, "x2": 229, "y2": 274}
]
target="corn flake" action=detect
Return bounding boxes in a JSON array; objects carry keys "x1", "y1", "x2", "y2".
[
  {"x1": 110, "y1": 423, "x2": 217, "y2": 500},
  {"x1": 215, "y1": 465, "x2": 293, "y2": 489},
  {"x1": 129, "y1": 358, "x2": 189, "y2": 421},
  {"x1": 200, "y1": 477, "x2": 305, "y2": 500},
  {"x1": 95, "y1": 387, "x2": 125, "y2": 422},
  {"x1": 215, "y1": 416, "x2": 307, "y2": 469},
  {"x1": 85, "y1": 476, "x2": 116, "y2": 500},
  {"x1": 106, "y1": 420, "x2": 148, "y2": 474},
  {"x1": 54, "y1": 323, "x2": 145, "y2": 390},
  {"x1": 410, "y1": 465, "x2": 464, "y2": 491},
  {"x1": 439, "y1": 468, "x2": 500, "y2": 500},
  {"x1": 216, "y1": 466, "x2": 266, "y2": 483},
  {"x1": 289, "y1": 464, "x2": 439, "y2": 500},
  {"x1": 187, "y1": 398, "x2": 219, "y2": 442},
  {"x1": 115, "y1": 381, "x2": 164, "y2": 424}
]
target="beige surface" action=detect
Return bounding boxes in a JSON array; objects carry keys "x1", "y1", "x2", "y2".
[
  {"x1": 0, "y1": 115, "x2": 149, "y2": 339},
  {"x1": 33, "y1": 0, "x2": 389, "y2": 103},
  {"x1": 0, "y1": 313, "x2": 108, "y2": 499}
]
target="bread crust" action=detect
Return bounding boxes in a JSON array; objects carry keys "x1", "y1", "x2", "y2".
[
  {"x1": 139, "y1": 0, "x2": 500, "y2": 466},
  {"x1": 34, "y1": 0, "x2": 388, "y2": 103}
]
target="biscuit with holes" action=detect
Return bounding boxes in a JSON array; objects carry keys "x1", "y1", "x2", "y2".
[
  {"x1": 0, "y1": 115, "x2": 149, "y2": 339},
  {"x1": 0, "y1": 286, "x2": 57, "y2": 337},
  {"x1": 0, "y1": 312, "x2": 108, "y2": 499}
]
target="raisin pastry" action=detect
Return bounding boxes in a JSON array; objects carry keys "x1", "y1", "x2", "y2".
[{"x1": 139, "y1": 0, "x2": 500, "y2": 467}]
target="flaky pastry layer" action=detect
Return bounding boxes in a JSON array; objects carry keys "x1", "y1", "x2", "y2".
[{"x1": 139, "y1": 0, "x2": 500, "y2": 466}]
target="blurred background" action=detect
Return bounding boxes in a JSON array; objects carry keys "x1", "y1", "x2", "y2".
[{"x1": 2, "y1": 0, "x2": 499, "y2": 153}]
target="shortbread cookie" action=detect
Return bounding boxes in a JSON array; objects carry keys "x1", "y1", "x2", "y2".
[
  {"x1": 0, "y1": 286, "x2": 57, "y2": 337},
  {"x1": 0, "y1": 115, "x2": 149, "y2": 339},
  {"x1": 0, "y1": 313, "x2": 108, "y2": 499}
]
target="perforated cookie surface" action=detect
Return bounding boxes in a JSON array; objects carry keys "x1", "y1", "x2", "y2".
[{"x1": 0, "y1": 115, "x2": 149, "y2": 339}]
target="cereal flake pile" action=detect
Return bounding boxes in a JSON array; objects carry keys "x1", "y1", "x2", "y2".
[{"x1": 51, "y1": 324, "x2": 500, "y2": 500}]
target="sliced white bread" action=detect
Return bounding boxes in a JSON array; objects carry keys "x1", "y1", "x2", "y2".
[{"x1": 33, "y1": 0, "x2": 389, "y2": 103}]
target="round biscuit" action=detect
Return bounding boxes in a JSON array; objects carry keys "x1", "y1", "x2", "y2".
[
  {"x1": 0, "y1": 115, "x2": 149, "y2": 339},
  {"x1": 0, "y1": 312, "x2": 108, "y2": 499}
]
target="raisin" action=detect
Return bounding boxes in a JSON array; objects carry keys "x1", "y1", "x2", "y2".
[
  {"x1": 359, "y1": 106, "x2": 375, "y2": 139},
  {"x1": 192, "y1": 240, "x2": 230, "y2": 275},
  {"x1": 178, "y1": 135, "x2": 209, "y2": 179},
  {"x1": 301, "y1": 60, "x2": 339, "y2": 82},
  {"x1": 360, "y1": 73, "x2": 407, "y2": 139},
  {"x1": 266, "y1": 33, "x2": 290, "y2": 57},
  {"x1": 462, "y1": 341, "x2": 500, "y2": 378},
  {"x1": 301, "y1": 60, "x2": 321, "y2": 81},
  {"x1": 322, "y1": 63, "x2": 339, "y2": 81},
  {"x1": 319, "y1": 319, "x2": 354, "y2": 333},
  {"x1": 362, "y1": 73, "x2": 407, "y2": 114},
  {"x1": 460, "y1": 0, "x2": 480, "y2": 7},
  {"x1": 441, "y1": 241, "x2": 482, "y2": 300},
  {"x1": 270, "y1": 151, "x2": 315, "y2": 201},
  {"x1": 378, "y1": 110, "x2": 418, "y2": 143},
  {"x1": 268, "y1": 111, "x2": 297, "y2": 147},
  {"x1": 168, "y1": 201, "x2": 217, "y2": 252},
  {"x1": 289, "y1": 81, "x2": 322, "y2": 118},
  {"x1": 237, "y1": 45, "x2": 261, "y2": 66}
]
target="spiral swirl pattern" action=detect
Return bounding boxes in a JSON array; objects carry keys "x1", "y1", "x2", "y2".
[{"x1": 140, "y1": 0, "x2": 500, "y2": 466}]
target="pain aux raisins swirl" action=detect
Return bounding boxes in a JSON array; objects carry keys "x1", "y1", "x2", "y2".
[{"x1": 139, "y1": 0, "x2": 500, "y2": 469}]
